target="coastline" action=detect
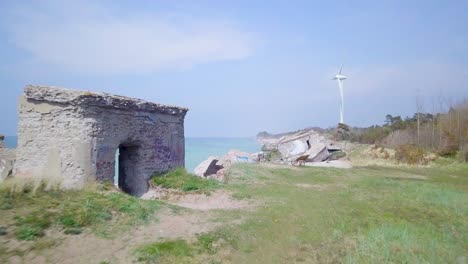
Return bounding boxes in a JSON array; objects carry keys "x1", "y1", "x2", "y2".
[{"x1": 3, "y1": 136, "x2": 260, "y2": 172}]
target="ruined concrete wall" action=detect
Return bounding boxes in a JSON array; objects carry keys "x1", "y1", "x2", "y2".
[
  {"x1": 90, "y1": 107, "x2": 185, "y2": 196},
  {"x1": 14, "y1": 85, "x2": 187, "y2": 196},
  {"x1": 14, "y1": 95, "x2": 97, "y2": 188}
]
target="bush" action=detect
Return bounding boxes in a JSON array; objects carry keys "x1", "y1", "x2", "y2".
[
  {"x1": 264, "y1": 149, "x2": 281, "y2": 161},
  {"x1": 457, "y1": 143, "x2": 468, "y2": 163},
  {"x1": 438, "y1": 134, "x2": 458, "y2": 157},
  {"x1": 151, "y1": 168, "x2": 219, "y2": 193},
  {"x1": 395, "y1": 144, "x2": 427, "y2": 165}
]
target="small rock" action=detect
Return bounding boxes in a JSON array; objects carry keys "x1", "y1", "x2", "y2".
[
  {"x1": 250, "y1": 152, "x2": 265, "y2": 162},
  {"x1": 0, "y1": 226, "x2": 7, "y2": 235},
  {"x1": 194, "y1": 156, "x2": 223, "y2": 178},
  {"x1": 0, "y1": 159, "x2": 14, "y2": 183},
  {"x1": 217, "y1": 149, "x2": 251, "y2": 168},
  {"x1": 0, "y1": 134, "x2": 5, "y2": 148}
]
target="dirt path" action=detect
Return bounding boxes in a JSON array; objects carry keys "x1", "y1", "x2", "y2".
[
  {"x1": 5, "y1": 190, "x2": 253, "y2": 264},
  {"x1": 142, "y1": 189, "x2": 252, "y2": 211},
  {"x1": 8, "y1": 208, "x2": 221, "y2": 264}
]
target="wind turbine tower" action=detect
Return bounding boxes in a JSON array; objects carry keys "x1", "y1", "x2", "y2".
[{"x1": 333, "y1": 65, "x2": 347, "y2": 124}]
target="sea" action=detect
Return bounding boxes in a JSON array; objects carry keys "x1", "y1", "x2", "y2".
[{"x1": 3, "y1": 136, "x2": 260, "y2": 172}]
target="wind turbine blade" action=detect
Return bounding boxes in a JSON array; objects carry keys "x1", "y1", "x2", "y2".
[{"x1": 339, "y1": 64, "x2": 343, "y2": 74}]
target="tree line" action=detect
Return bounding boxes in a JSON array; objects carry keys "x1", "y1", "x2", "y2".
[{"x1": 348, "y1": 99, "x2": 468, "y2": 162}]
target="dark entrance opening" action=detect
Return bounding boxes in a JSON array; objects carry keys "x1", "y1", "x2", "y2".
[{"x1": 114, "y1": 144, "x2": 139, "y2": 195}]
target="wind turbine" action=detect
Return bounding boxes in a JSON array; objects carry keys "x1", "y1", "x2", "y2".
[{"x1": 332, "y1": 65, "x2": 347, "y2": 124}]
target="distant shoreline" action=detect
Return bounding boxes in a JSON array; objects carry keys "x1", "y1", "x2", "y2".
[{"x1": 2, "y1": 136, "x2": 260, "y2": 172}]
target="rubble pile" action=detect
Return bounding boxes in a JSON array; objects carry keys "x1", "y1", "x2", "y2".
[{"x1": 194, "y1": 128, "x2": 351, "y2": 182}]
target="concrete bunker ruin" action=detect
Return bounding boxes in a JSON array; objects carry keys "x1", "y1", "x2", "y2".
[{"x1": 14, "y1": 85, "x2": 188, "y2": 196}]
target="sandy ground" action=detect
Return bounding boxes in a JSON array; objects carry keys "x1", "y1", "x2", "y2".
[
  {"x1": 143, "y1": 189, "x2": 251, "y2": 211},
  {"x1": 168, "y1": 191, "x2": 250, "y2": 211},
  {"x1": 4, "y1": 208, "x2": 224, "y2": 264},
  {"x1": 4, "y1": 190, "x2": 252, "y2": 264},
  {"x1": 304, "y1": 160, "x2": 352, "y2": 169}
]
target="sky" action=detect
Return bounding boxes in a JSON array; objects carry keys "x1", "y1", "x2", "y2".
[{"x1": 0, "y1": 0, "x2": 467, "y2": 137}]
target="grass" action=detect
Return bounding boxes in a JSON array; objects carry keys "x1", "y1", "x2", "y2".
[
  {"x1": 136, "y1": 161, "x2": 467, "y2": 263},
  {"x1": 135, "y1": 239, "x2": 193, "y2": 263},
  {"x1": 0, "y1": 181, "x2": 161, "y2": 241},
  {"x1": 151, "y1": 167, "x2": 220, "y2": 193},
  {"x1": 135, "y1": 230, "x2": 238, "y2": 263},
  {"x1": 1, "y1": 160, "x2": 467, "y2": 263}
]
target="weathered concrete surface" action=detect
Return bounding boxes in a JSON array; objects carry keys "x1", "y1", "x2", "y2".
[
  {"x1": 249, "y1": 152, "x2": 265, "y2": 162},
  {"x1": 0, "y1": 134, "x2": 5, "y2": 149},
  {"x1": 194, "y1": 156, "x2": 222, "y2": 178},
  {"x1": 14, "y1": 85, "x2": 188, "y2": 196},
  {"x1": 0, "y1": 144, "x2": 16, "y2": 183},
  {"x1": 194, "y1": 150, "x2": 255, "y2": 182},
  {"x1": 217, "y1": 149, "x2": 251, "y2": 168},
  {"x1": 305, "y1": 145, "x2": 329, "y2": 162}
]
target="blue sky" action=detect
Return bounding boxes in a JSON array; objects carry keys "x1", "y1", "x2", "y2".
[{"x1": 1, "y1": 0, "x2": 467, "y2": 137}]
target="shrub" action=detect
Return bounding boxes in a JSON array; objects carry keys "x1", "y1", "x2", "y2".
[
  {"x1": 457, "y1": 143, "x2": 468, "y2": 162},
  {"x1": 395, "y1": 144, "x2": 427, "y2": 165},
  {"x1": 151, "y1": 168, "x2": 219, "y2": 193},
  {"x1": 265, "y1": 149, "x2": 281, "y2": 161},
  {"x1": 438, "y1": 133, "x2": 458, "y2": 157}
]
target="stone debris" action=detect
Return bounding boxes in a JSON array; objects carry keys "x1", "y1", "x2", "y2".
[
  {"x1": 194, "y1": 156, "x2": 223, "y2": 178},
  {"x1": 0, "y1": 134, "x2": 5, "y2": 149},
  {"x1": 258, "y1": 129, "x2": 345, "y2": 163},
  {"x1": 193, "y1": 129, "x2": 351, "y2": 178},
  {"x1": 217, "y1": 149, "x2": 251, "y2": 167},
  {"x1": 249, "y1": 152, "x2": 265, "y2": 162},
  {"x1": 194, "y1": 150, "x2": 256, "y2": 181},
  {"x1": 0, "y1": 135, "x2": 16, "y2": 183},
  {"x1": 0, "y1": 157, "x2": 14, "y2": 183}
]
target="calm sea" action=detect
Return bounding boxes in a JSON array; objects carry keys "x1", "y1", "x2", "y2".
[{"x1": 3, "y1": 136, "x2": 259, "y2": 172}]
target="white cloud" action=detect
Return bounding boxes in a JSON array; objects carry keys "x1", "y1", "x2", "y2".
[{"x1": 4, "y1": 0, "x2": 255, "y2": 74}]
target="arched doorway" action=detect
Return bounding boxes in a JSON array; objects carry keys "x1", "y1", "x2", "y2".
[{"x1": 114, "y1": 144, "x2": 140, "y2": 195}]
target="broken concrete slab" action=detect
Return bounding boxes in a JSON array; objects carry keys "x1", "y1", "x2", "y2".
[
  {"x1": 0, "y1": 134, "x2": 5, "y2": 149},
  {"x1": 217, "y1": 149, "x2": 251, "y2": 168},
  {"x1": 194, "y1": 156, "x2": 223, "y2": 178},
  {"x1": 0, "y1": 148, "x2": 16, "y2": 183}
]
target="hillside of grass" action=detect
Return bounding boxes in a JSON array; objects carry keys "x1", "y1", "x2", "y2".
[
  {"x1": 138, "y1": 162, "x2": 468, "y2": 263},
  {"x1": 1, "y1": 161, "x2": 467, "y2": 263}
]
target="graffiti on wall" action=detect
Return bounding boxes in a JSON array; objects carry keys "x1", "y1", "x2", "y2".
[
  {"x1": 154, "y1": 138, "x2": 171, "y2": 162},
  {"x1": 154, "y1": 134, "x2": 183, "y2": 162}
]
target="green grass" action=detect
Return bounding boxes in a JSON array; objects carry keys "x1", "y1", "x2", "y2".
[
  {"x1": 1, "y1": 160, "x2": 467, "y2": 263},
  {"x1": 151, "y1": 167, "x2": 220, "y2": 193},
  {"x1": 137, "y1": 161, "x2": 468, "y2": 263},
  {"x1": 134, "y1": 230, "x2": 238, "y2": 263},
  {"x1": 135, "y1": 239, "x2": 193, "y2": 263},
  {"x1": 0, "y1": 182, "x2": 161, "y2": 241}
]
